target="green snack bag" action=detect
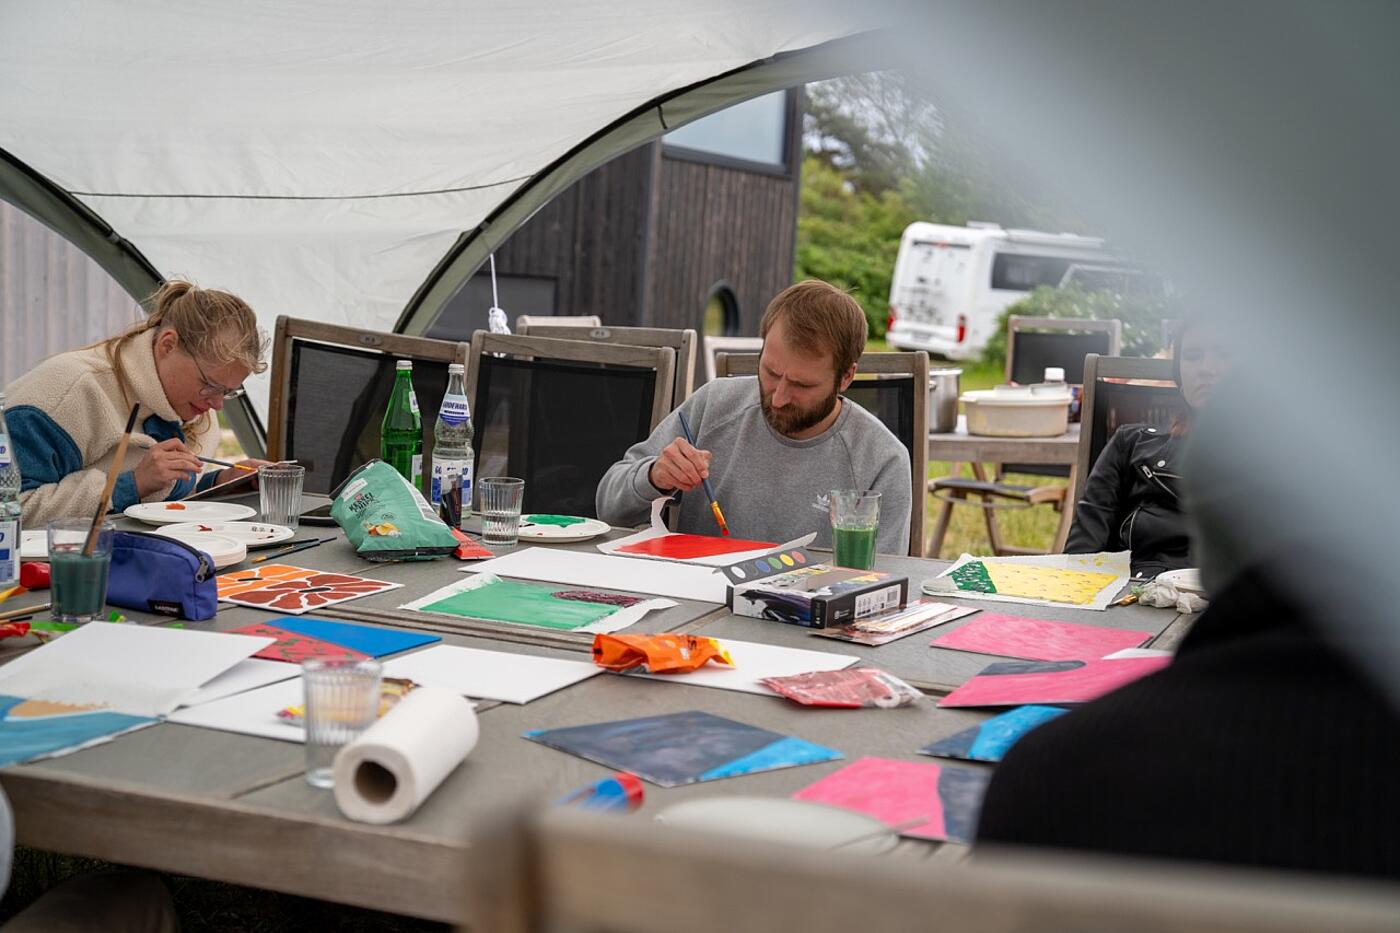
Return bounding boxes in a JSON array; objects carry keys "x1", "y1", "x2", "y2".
[{"x1": 331, "y1": 460, "x2": 458, "y2": 561}]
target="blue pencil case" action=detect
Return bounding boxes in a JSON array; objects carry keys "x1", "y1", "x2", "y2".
[{"x1": 106, "y1": 530, "x2": 219, "y2": 620}]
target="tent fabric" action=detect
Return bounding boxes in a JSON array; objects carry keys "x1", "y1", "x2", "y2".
[{"x1": 0, "y1": 0, "x2": 872, "y2": 416}]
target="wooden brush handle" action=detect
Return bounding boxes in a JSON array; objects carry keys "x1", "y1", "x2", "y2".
[{"x1": 84, "y1": 403, "x2": 141, "y2": 556}]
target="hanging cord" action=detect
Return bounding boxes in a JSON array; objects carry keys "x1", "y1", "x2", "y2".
[{"x1": 487, "y1": 253, "x2": 510, "y2": 335}]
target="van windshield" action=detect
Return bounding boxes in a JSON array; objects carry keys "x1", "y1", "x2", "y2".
[{"x1": 990, "y1": 253, "x2": 1075, "y2": 291}]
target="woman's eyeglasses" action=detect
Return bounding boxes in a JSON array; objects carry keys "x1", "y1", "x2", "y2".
[{"x1": 187, "y1": 350, "x2": 245, "y2": 400}]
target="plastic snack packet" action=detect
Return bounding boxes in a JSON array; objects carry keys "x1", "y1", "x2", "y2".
[
  {"x1": 592, "y1": 633, "x2": 734, "y2": 674},
  {"x1": 760, "y1": 667, "x2": 921, "y2": 709}
]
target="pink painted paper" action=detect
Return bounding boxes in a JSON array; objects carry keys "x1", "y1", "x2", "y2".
[
  {"x1": 792, "y1": 756, "x2": 946, "y2": 840},
  {"x1": 938, "y1": 656, "x2": 1171, "y2": 708},
  {"x1": 930, "y1": 613, "x2": 1151, "y2": 662}
]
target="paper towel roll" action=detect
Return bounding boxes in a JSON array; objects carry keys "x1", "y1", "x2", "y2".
[{"x1": 332, "y1": 686, "x2": 479, "y2": 824}]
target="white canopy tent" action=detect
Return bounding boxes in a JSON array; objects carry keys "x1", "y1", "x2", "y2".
[{"x1": 0, "y1": 0, "x2": 887, "y2": 436}]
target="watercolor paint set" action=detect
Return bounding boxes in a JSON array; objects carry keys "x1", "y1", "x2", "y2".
[{"x1": 722, "y1": 553, "x2": 909, "y2": 629}]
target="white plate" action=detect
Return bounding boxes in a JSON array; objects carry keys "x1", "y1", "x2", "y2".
[
  {"x1": 516, "y1": 515, "x2": 611, "y2": 543},
  {"x1": 654, "y1": 797, "x2": 899, "y2": 855},
  {"x1": 1155, "y1": 568, "x2": 1205, "y2": 595},
  {"x1": 20, "y1": 531, "x2": 47, "y2": 560},
  {"x1": 123, "y1": 501, "x2": 257, "y2": 526},
  {"x1": 156, "y1": 532, "x2": 247, "y2": 569},
  {"x1": 155, "y1": 521, "x2": 295, "y2": 549}
]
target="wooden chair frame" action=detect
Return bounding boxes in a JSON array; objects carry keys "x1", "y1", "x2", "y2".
[
  {"x1": 702, "y1": 335, "x2": 763, "y2": 383},
  {"x1": 714, "y1": 350, "x2": 929, "y2": 558},
  {"x1": 1073, "y1": 353, "x2": 1177, "y2": 507},
  {"x1": 516, "y1": 322, "x2": 698, "y2": 405},
  {"x1": 512, "y1": 313, "x2": 601, "y2": 332},
  {"x1": 265, "y1": 315, "x2": 469, "y2": 465},
  {"x1": 1005, "y1": 315, "x2": 1122, "y2": 384}
]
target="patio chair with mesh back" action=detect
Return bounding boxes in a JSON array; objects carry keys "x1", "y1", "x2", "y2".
[
  {"x1": 927, "y1": 316, "x2": 1121, "y2": 557},
  {"x1": 1072, "y1": 353, "x2": 1185, "y2": 509},
  {"x1": 713, "y1": 350, "x2": 929, "y2": 557},
  {"x1": 465, "y1": 332, "x2": 676, "y2": 518},
  {"x1": 265, "y1": 316, "x2": 469, "y2": 496},
  {"x1": 516, "y1": 322, "x2": 698, "y2": 406}
]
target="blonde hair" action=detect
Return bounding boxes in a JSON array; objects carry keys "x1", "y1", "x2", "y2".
[
  {"x1": 99, "y1": 280, "x2": 268, "y2": 433},
  {"x1": 759, "y1": 280, "x2": 868, "y2": 380}
]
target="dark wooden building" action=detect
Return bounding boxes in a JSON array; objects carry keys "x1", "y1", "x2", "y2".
[{"x1": 427, "y1": 89, "x2": 803, "y2": 343}]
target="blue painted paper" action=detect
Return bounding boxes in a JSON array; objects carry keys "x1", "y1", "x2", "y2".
[
  {"x1": 269, "y1": 616, "x2": 440, "y2": 658},
  {"x1": 0, "y1": 695, "x2": 154, "y2": 767},
  {"x1": 919, "y1": 705, "x2": 1068, "y2": 763}
]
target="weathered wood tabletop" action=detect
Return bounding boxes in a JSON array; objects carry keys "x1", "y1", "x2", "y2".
[
  {"x1": 928, "y1": 416, "x2": 1080, "y2": 465},
  {"x1": 0, "y1": 499, "x2": 1192, "y2": 923}
]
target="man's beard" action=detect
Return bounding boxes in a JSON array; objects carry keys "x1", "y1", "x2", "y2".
[{"x1": 761, "y1": 383, "x2": 839, "y2": 436}]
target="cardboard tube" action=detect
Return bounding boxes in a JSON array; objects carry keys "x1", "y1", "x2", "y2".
[{"x1": 332, "y1": 686, "x2": 478, "y2": 824}]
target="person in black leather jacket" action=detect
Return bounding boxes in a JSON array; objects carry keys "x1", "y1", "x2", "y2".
[{"x1": 1064, "y1": 320, "x2": 1230, "y2": 578}]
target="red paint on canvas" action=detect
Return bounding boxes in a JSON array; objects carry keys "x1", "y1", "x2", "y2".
[
  {"x1": 793, "y1": 756, "x2": 946, "y2": 840},
  {"x1": 616, "y1": 534, "x2": 777, "y2": 560},
  {"x1": 930, "y1": 613, "x2": 1151, "y2": 662},
  {"x1": 938, "y1": 656, "x2": 1171, "y2": 708},
  {"x1": 225, "y1": 572, "x2": 398, "y2": 615},
  {"x1": 231, "y1": 622, "x2": 368, "y2": 663}
]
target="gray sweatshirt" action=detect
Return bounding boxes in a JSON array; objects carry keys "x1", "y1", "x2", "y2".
[{"x1": 596, "y1": 376, "x2": 912, "y2": 554}]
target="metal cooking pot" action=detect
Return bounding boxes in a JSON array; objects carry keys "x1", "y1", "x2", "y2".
[{"x1": 928, "y1": 368, "x2": 962, "y2": 433}]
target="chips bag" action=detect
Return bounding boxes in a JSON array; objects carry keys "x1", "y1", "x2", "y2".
[
  {"x1": 331, "y1": 460, "x2": 458, "y2": 561},
  {"x1": 592, "y1": 633, "x2": 734, "y2": 674},
  {"x1": 760, "y1": 667, "x2": 921, "y2": 709}
]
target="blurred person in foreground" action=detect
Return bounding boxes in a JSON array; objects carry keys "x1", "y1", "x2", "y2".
[{"x1": 1064, "y1": 319, "x2": 1231, "y2": 578}]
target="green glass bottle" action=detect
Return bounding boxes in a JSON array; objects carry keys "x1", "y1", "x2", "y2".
[{"x1": 380, "y1": 359, "x2": 423, "y2": 489}]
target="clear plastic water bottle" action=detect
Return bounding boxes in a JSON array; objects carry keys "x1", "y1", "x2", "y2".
[
  {"x1": 430, "y1": 363, "x2": 474, "y2": 517},
  {"x1": 381, "y1": 360, "x2": 423, "y2": 490},
  {"x1": 0, "y1": 395, "x2": 22, "y2": 588}
]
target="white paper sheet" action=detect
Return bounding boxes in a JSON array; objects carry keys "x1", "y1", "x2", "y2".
[
  {"x1": 0, "y1": 624, "x2": 275, "y2": 717},
  {"x1": 1102, "y1": 647, "x2": 1174, "y2": 660},
  {"x1": 166, "y1": 678, "x2": 306, "y2": 742},
  {"x1": 399, "y1": 574, "x2": 678, "y2": 634},
  {"x1": 619, "y1": 638, "x2": 859, "y2": 696},
  {"x1": 926, "y1": 551, "x2": 1132, "y2": 612},
  {"x1": 596, "y1": 497, "x2": 816, "y2": 567},
  {"x1": 179, "y1": 658, "x2": 301, "y2": 708},
  {"x1": 462, "y1": 547, "x2": 729, "y2": 603},
  {"x1": 382, "y1": 645, "x2": 601, "y2": 704}
]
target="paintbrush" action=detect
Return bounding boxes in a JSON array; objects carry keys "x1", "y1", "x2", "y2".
[
  {"x1": 250, "y1": 537, "x2": 336, "y2": 563},
  {"x1": 675, "y1": 410, "x2": 730, "y2": 537},
  {"x1": 85, "y1": 403, "x2": 140, "y2": 555},
  {"x1": 0, "y1": 602, "x2": 48, "y2": 623},
  {"x1": 196, "y1": 455, "x2": 257, "y2": 472}
]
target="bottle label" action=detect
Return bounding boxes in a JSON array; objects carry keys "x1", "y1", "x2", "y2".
[
  {"x1": 0, "y1": 434, "x2": 9, "y2": 468},
  {"x1": 411, "y1": 454, "x2": 423, "y2": 489},
  {"x1": 430, "y1": 457, "x2": 469, "y2": 505},
  {"x1": 439, "y1": 394, "x2": 470, "y2": 426},
  {"x1": 409, "y1": 391, "x2": 420, "y2": 416},
  {"x1": 0, "y1": 520, "x2": 16, "y2": 585}
]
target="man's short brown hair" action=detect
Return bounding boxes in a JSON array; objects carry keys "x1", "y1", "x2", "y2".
[{"x1": 759, "y1": 280, "x2": 868, "y2": 378}]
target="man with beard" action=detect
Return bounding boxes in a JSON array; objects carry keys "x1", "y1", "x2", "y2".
[{"x1": 597, "y1": 280, "x2": 912, "y2": 553}]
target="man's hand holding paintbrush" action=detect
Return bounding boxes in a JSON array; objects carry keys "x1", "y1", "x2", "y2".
[{"x1": 647, "y1": 410, "x2": 731, "y2": 535}]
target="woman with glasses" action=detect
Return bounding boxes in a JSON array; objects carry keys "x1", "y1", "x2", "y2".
[{"x1": 4, "y1": 280, "x2": 269, "y2": 524}]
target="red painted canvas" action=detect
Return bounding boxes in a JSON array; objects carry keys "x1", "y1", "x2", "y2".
[
  {"x1": 930, "y1": 613, "x2": 1152, "y2": 662},
  {"x1": 616, "y1": 534, "x2": 777, "y2": 560},
  {"x1": 231, "y1": 622, "x2": 369, "y2": 662},
  {"x1": 221, "y1": 572, "x2": 402, "y2": 615},
  {"x1": 938, "y1": 656, "x2": 1172, "y2": 708},
  {"x1": 791, "y1": 756, "x2": 990, "y2": 844}
]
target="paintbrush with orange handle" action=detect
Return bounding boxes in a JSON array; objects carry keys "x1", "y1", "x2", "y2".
[{"x1": 676, "y1": 410, "x2": 730, "y2": 536}]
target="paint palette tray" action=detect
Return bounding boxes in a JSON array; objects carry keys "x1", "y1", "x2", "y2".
[{"x1": 724, "y1": 556, "x2": 909, "y2": 629}]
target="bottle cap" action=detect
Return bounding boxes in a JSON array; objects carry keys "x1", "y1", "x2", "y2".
[
  {"x1": 448, "y1": 363, "x2": 465, "y2": 375},
  {"x1": 1043, "y1": 366, "x2": 1066, "y2": 383},
  {"x1": 396, "y1": 360, "x2": 412, "y2": 371}
]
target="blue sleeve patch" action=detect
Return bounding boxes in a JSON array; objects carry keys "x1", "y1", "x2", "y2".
[{"x1": 6, "y1": 406, "x2": 84, "y2": 492}]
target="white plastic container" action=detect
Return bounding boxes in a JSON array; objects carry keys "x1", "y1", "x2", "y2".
[{"x1": 961, "y1": 384, "x2": 1072, "y2": 437}]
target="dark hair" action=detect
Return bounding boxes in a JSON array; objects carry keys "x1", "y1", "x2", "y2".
[
  {"x1": 759, "y1": 280, "x2": 867, "y2": 378},
  {"x1": 1170, "y1": 317, "x2": 1205, "y2": 434}
]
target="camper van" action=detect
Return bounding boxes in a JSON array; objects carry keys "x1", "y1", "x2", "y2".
[{"x1": 885, "y1": 222, "x2": 1147, "y2": 359}]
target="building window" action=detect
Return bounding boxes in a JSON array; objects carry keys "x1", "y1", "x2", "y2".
[
  {"x1": 664, "y1": 91, "x2": 790, "y2": 172},
  {"x1": 703, "y1": 285, "x2": 740, "y2": 337}
]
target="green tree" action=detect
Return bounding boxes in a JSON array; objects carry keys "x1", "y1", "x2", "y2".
[{"x1": 794, "y1": 157, "x2": 917, "y2": 337}]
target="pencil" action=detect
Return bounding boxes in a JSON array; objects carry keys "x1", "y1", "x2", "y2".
[
  {"x1": 251, "y1": 537, "x2": 336, "y2": 563},
  {"x1": 0, "y1": 602, "x2": 48, "y2": 622},
  {"x1": 675, "y1": 410, "x2": 730, "y2": 536}
]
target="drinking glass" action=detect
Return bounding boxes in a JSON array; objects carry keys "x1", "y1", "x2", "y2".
[
  {"x1": 829, "y1": 490, "x2": 880, "y2": 571},
  {"x1": 47, "y1": 518, "x2": 114, "y2": 624},
  {"x1": 302, "y1": 658, "x2": 382, "y2": 788},
  {"x1": 479, "y1": 477, "x2": 525, "y2": 547},
  {"x1": 259, "y1": 463, "x2": 306, "y2": 528}
]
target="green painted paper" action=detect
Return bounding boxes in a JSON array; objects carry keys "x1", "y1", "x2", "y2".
[
  {"x1": 422, "y1": 578, "x2": 615, "y2": 630},
  {"x1": 951, "y1": 561, "x2": 997, "y2": 594},
  {"x1": 522, "y1": 514, "x2": 587, "y2": 527}
]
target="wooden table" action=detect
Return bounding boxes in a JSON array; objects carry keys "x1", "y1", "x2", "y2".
[
  {"x1": 0, "y1": 508, "x2": 1194, "y2": 924},
  {"x1": 927, "y1": 417, "x2": 1082, "y2": 556}
]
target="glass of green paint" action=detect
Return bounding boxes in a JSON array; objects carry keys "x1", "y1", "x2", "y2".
[
  {"x1": 47, "y1": 518, "x2": 114, "y2": 624},
  {"x1": 829, "y1": 490, "x2": 880, "y2": 571}
]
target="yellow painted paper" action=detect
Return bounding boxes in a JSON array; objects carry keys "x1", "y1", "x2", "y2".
[{"x1": 983, "y1": 563, "x2": 1118, "y2": 606}]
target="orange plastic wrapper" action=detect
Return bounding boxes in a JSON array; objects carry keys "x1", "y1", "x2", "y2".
[{"x1": 592, "y1": 633, "x2": 734, "y2": 675}]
